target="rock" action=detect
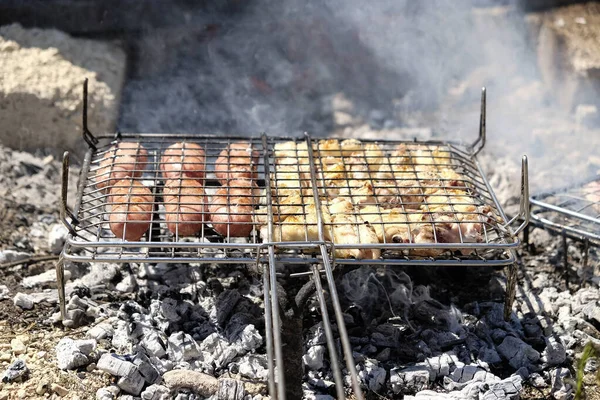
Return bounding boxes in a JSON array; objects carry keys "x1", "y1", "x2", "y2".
[
  {"x1": 48, "y1": 223, "x2": 68, "y2": 254},
  {"x1": 51, "y1": 383, "x2": 69, "y2": 397},
  {"x1": 497, "y1": 336, "x2": 540, "y2": 370},
  {"x1": 13, "y1": 292, "x2": 34, "y2": 309},
  {"x1": 55, "y1": 337, "x2": 94, "y2": 370},
  {"x1": 0, "y1": 23, "x2": 125, "y2": 154},
  {"x1": 10, "y1": 338, "x2": 26, "y2": 355},
  {"x1": 2, "y1": 359, "x2": 29, "y2": 383},
  {"x1": 303, "y1": 345, "x2": 325, "y2": 370}
]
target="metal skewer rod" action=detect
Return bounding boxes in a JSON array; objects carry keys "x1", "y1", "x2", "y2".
[{"x1": 263, "y1": 263, "x2": 277, "y2": 398}]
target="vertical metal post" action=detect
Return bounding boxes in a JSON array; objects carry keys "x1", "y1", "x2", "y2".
[
  {"x1": 261, "y1": 134, "x2": 286, "y2": 400},
  {"x1": 304, "y1": 133, "x2": 365, "y2": 400}
]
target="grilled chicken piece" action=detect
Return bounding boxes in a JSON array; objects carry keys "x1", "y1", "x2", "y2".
[
  {"x1": 274, "y1": 141, "x2": 314, "y2": 164},
  {"x1": 345, "y1": 157, "x2": 371, "y2": 180},
  {"x1": 340, "y1": 138, "x2": 364, "y2": 156},
  {"x1": 318, "y1": 139, "x2": 343, "y2": 159},
  {"x1": 327, "y1": 199, "x2": 380, "y2": 259},
  {"x1": 339, "y1": 180, "x2": 377, "y2": 205}
]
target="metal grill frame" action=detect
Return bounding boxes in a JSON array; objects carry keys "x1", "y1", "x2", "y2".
[
  {"x1": 56, "y1": 81, "x2": 529, "y2": 400},
  {"x1": 530, "y1": 178, "x2": 600, "y2": 245},
  {"x1": 59, "y1": 90, "x2": 529, "y2": 268}
]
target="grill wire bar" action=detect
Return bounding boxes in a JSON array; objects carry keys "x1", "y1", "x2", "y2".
[{"x1": 530, "y1": 178, "x2": 600, "y2": 244}]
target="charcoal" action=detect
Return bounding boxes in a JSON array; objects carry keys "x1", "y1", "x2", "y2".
[
  {"x1": 212, "y1": 290, "x2": 241, "y2": 327},
  {"x1": 96, "y1": 353, "x2": 138, "y2": 377},
  {"x1": 2, "y1": 359, "x2": 29, "y2": 383},
  {"x1": 541, "y1": 335, "x2": 566, "y2": 367},
  {"x1": 549, "y1": 367, "x2": 572, "y2": 400},
  {"x1": 358, "y1": 360, "x2": 386, "y2": 392},
  {"x1": 133, "y1": 352, "x2": 160, "y2": 384},
  {"x1": 480, "y1": 374, "x2": 522, "y2": 400},
  {"x1": 117, "y1": 371, "x2": 145, "y2": 396},
  {"x1": 218, "y1": 378, "x2": 246, "y2": 400},
  {"x1": 390, "y1": 366, "x2": 430, "y2": 393},
  {"x1": 167, "y1": 331, "x2": 202, "y2": 362},
  {"x1": 496, "y1": 336, "x2": 540, "y2": 370},
  {"x1": 87, "y1": 323, "x2": 115, "y2": 341},
  {"x1": 48, "y1": 223, "x2": 68, "y2": 254},
  {"x1": 141, "y1": 384, "x2": 170, "y2": 400},
  {"x1": 237, "y1": 354, "x2": 269, "y2": 380}
]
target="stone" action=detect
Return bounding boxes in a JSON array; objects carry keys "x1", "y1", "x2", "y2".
[
  {"x1": 2, "y1": 359, "x2": 29, "y2": 383},
  {"x1": 10, "y1": 338, "x2": 26, "y2": 355},
  {"x1": 51, "y1": 383, "x2": 69, "y2": 397},
  {"x1": 48, "y1": 223, "x2": 68, "y2": 254},
  {"x1": 303, "y1": 345, "x2": 325, "y2": 370},
  {"x1": 497, "y1": 336, "x2": 540, "y2": 370},
  {"x1": 55, "y1": 337, "x2": 93, "y2": 370},
  {"x1": 13, "y1": 292, "x2": 34, "y2": 309}
]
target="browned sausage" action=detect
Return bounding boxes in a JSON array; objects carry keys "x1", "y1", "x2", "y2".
[
  {"x1": 160, "y1": 142, "x2": 206, "y2": 181},
  {"x1": 163, "y1": 179, "x2": 208, "y2": 236},
  {"x1": 96, "y1": 142, "x2": 148, "y2": 190},
  {"x1": 214, "y1": 142, "x2": 259, "y2": 185},
  {"x1": 107, "y1": 179, "x2": 153, "y2": 241},
  {"x1": 209, "y1": 186, "x2": 255, "y2": 237}
]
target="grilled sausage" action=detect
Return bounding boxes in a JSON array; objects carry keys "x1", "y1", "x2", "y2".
[
  {"x1": 209, "y1": 183, "x2": 255, "y2": 237},
  {"x1": 163, "y1": 179, "x2": 208, "y2": 236},
  {"x1": 160, "y1": 142, "x2": 206, "y2": 181},
  {"x1": 96, "y1": 142, "x2": 148, "y2": 190},
  {"x1": 214, "y1": 142, "x2": 259, "y2": 185},
  {"x1": 108, "y1": 179, "x2": 153, "y2": 241}
]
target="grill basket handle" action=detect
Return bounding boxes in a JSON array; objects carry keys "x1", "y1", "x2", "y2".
[
  {"x1": 60, "y1": 151, "x2": 79, "y2": 236},
  {"x1": 505, "y1": 155, "x2": 530, "y2": 235}
]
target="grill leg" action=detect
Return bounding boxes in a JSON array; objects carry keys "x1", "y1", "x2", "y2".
[
  {"x1": 55, "y1": 255, "x2": 66, "y2": 321},
  {"x1": 503, "y1": 261, "x2": 518, "y2": 321},
  {"x1": 562, "y1": 230, "x2": 569, "y2": 290}
]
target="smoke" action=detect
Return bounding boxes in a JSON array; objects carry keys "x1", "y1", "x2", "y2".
[
  {"x1": 339, "y1": 266, "x2": 463, "y2": 333},
  {"x1": 119, "y1": 0, "x2": 599, "y2": 193}
]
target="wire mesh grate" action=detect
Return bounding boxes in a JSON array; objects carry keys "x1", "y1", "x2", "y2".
[
  {"x1": 61, "y1": 133, "x2": 522, "y2": 266},
  {"x1": 530, "y1": 178, "x2": 600, "y2": 243}
]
